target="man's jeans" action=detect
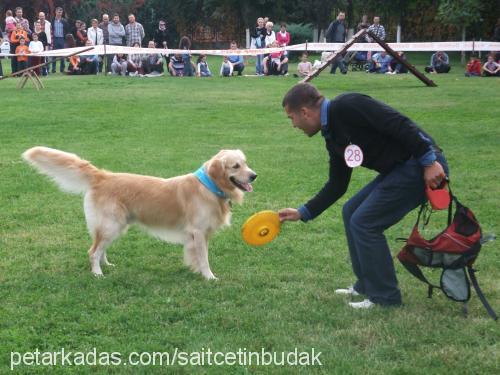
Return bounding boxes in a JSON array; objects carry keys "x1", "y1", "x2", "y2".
[
  {"x1": 342, "y1": 154, "x2": 449, "y2": 305},
  {"x1": 51, "y1": 37, "x2": 66, "y2": 73},
  {"x1": 330, "y1": 55, "x2": 347, "y2": 74}
]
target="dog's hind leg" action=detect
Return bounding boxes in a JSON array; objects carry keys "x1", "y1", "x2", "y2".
[
  {"x1": 87, "y1": 222, "x2": 125, "y2": 276},
  {"x1": 84, "y1": 193, "x2": 126, "y2": 276},
  {"x1": 100, "y1": 249, "x2": 115, "y2": 267}
]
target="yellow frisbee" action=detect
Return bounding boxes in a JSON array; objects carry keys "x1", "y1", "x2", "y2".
[{"x1": 242, "y1": 210, "x2": 281, "y2": 246}]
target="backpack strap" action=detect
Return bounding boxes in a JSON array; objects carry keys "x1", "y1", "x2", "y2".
[
  {"x1": 467, "y1": 266, "x2": 498, "y2": 321},
  {"x1": 400, "y1": 260, "x2": 440, "y2": 298}
]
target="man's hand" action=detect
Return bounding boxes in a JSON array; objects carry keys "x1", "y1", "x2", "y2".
[
  {"x1": 424, "y1": 161, "x2": 446, "y2": 189},
  {"x1": 278, "y1": 208, "x2": 302, "y2": 222}
]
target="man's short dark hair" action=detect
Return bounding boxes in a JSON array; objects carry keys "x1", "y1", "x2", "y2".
[{"x1": 282, "y1": 83, "x2": 324, "y2": 111}]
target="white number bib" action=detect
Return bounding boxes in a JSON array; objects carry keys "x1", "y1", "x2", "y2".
[{"x1": 344, "y1": 144, "x2": 363, "y2": 168}]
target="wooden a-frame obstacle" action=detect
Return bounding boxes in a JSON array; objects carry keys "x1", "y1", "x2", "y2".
[
  {"x1": 301, "y1": 29, "x2": 436, "y2": 87},
  {"x1": 0, "y1": 47, "x2": 94, "y2": 90}
]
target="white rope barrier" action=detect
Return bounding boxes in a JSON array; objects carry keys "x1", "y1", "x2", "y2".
[{"x1": 1, "y1": 41, "x2": 498, "y2": 58}]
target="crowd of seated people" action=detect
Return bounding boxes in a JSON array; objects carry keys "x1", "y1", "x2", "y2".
[
  {"x1": 2, "y1": 6, "x2": 499, "y2": 81},
  {"x1": 465, "y1": 54, "x2": 500, "y2": 77}
]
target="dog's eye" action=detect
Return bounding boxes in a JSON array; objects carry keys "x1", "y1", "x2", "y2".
[{"x1": 233, "y1": 163, "x2": 240, "y2": 169}]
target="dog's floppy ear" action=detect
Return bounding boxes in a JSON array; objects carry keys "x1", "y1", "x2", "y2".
[
  {"x1": 207, "y1": 158, "x2": 224, "y2": 180},
  {"x1": 207, "y1": 157, "x2": 233, "y2": 193}
]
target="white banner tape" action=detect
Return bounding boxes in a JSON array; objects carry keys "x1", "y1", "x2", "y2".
[{"x1": 1, "y1": 41, "x2": 499, "y2": 57}]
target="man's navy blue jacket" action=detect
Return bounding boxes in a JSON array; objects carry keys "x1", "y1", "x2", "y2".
[{"x1": 299, "y1": 93, "x2": 438, "y2": 221}]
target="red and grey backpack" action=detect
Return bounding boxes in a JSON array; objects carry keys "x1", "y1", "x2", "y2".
[{"x1": 397, "y1": 182, "x2": 497, "y2": 320}]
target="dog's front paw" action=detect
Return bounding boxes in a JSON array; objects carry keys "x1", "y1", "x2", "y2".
[
  {"x1": 92, "y1": 270, "x2": 105, "y2": 278},
  {"x1": 203, "y1": 272, "x2": 218, "y2": 280}
]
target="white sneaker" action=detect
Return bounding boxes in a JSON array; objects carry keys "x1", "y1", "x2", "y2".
[
  {"x1": 334, "y1": 286, "x2": 360, "y2": 296},
  {"x1": 348, "y1": 299, "x2": 375, "y2": 309}
]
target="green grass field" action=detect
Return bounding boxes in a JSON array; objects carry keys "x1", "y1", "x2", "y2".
[{"x1": 1, "y1": 54, "x2": 499, "y2": 374}]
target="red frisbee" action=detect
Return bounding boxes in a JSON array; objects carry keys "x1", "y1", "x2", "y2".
[{"x1": 426, "y1": 182, "x2": 451, "y2": 210}]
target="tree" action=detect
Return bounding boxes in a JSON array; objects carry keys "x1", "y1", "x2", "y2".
[{"x1": 437, "y1": 0, "x2": 483, "y2": 62}]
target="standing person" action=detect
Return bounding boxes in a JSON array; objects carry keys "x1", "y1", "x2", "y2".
[
  {"x1": 51, "y1": 7, "x2": 70, "y2": 73},
  {"x1": 75, "y1": 21, "x2": 88, "y2": 47},
  {"x1": 125, "y1": 14, "x2": 145, "y2": 47},
  {"x1": 99, "y1": 14, "x2": 110, "y2": 45},
  {"x1": 28, "y1": 33, "x2": 44, "y2": 75},
  {"x1": 108, "y1": 13, "x2": 125, "y2": 47},
  {"x1": 15, "y1": 36, "x2": 30, "y2": 71},
  {"x1": 279, "y1": 83, "x2": 448, "y2": 309},
  {"x1": 37, "y1": 12, "x2": 52, "y2": 46},
  {"x1": 357, "y1": 14, "x2": 370, "y2": 32},
  {"x1": 0, "y1": 34, "x2": 3, "y2": 77},
  {"x1": 264, "y1": 21, "x2": 276, "y2": 47},
  {"x1": 14, "y1": 7, "x2": 31, "y2": 36},
  {"x1": 10, "y1": 23, "x2": 29, "y2": 73},
  {"x1": 325, "y1": 11, "x2": 347, "y2": 74},
  {"x1": 367, "y1": 16, "x2": 386, "y2": 41},
  {"x1": 251, "y1": 17, "x2": 266, "y2": 75},
  {"x1": 154, "y1": 20, "x2": 170, "y2": 66},
  {"x1": 87, "y1": 19, "x2": 103, "y2": 46},
  {"x1": 4, "y1": 10, "x2": 16, "y2": 36},
  {"x1": 108, "y1": 14, "x2": 126, "y2": 73},
  {"x1": 276, "y1": 23, "x2": 290, "y2": 57},
  {"x1": 37, "y1": 12, "x2": 51, "y2": 76},
  {"x1": 179, "y1": 36, "x2": 194, "y2": 76},
  {"x1": 87, "y1": 19, "x2": 103, "y2": 72},
  {"x1": 99, "y1": 14, "x2": 110, "y2": 71},
  {"x1": 154, "y1": 20, "x2": 169, "y2": 49},
  {"x1": 10, "y1": 7, "x2": 30, "y2": 74}
]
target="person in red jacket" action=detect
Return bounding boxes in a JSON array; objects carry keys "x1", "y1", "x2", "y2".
[
  {"x1": 464, "y1": 55, "x2": 481, "y2": 77},
  {"x1": 276, "y1": 23, "x2": 290, "y2": 48}
]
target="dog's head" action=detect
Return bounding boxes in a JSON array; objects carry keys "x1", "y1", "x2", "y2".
[{"x1": 205, "y1": 150, "x2": 256, "y2": 204}]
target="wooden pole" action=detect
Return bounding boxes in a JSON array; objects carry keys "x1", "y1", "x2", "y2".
[
  {"x1": 367, "y1": 32, "x2": 436, "y2": 87},
  {"x1": 302, "y1": 29, "x2": 368, "y2": 83},
  {"x1": 0, "y1": 47, "x2": 94, "y2": 80}
]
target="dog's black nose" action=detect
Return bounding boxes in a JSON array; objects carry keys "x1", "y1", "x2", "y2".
[{"x1": 249, "y1": 173, "x2": 257, "y2": 182}]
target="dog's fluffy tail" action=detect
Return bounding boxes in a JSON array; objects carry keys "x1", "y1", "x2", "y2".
[{"x1": 22, "y1": 146, "x2": 101, "y2": 194}]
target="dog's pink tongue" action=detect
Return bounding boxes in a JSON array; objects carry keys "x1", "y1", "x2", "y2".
[{"x1": 243, "y1": 183, "x2": 253, "y2": 192}]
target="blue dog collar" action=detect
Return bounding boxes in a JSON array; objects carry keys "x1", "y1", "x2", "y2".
[{"x1": 194, "y1": 167, "x2": 227, "y2": 199}]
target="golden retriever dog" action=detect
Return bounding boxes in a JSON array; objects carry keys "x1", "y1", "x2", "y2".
[{"x1": 22, "y1": 147, "x2": 256, "y2": 279}]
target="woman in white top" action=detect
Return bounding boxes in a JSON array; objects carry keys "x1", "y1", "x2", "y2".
[{"x1": 264, "y1": 21, "x2": 276, "y2": 47}]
